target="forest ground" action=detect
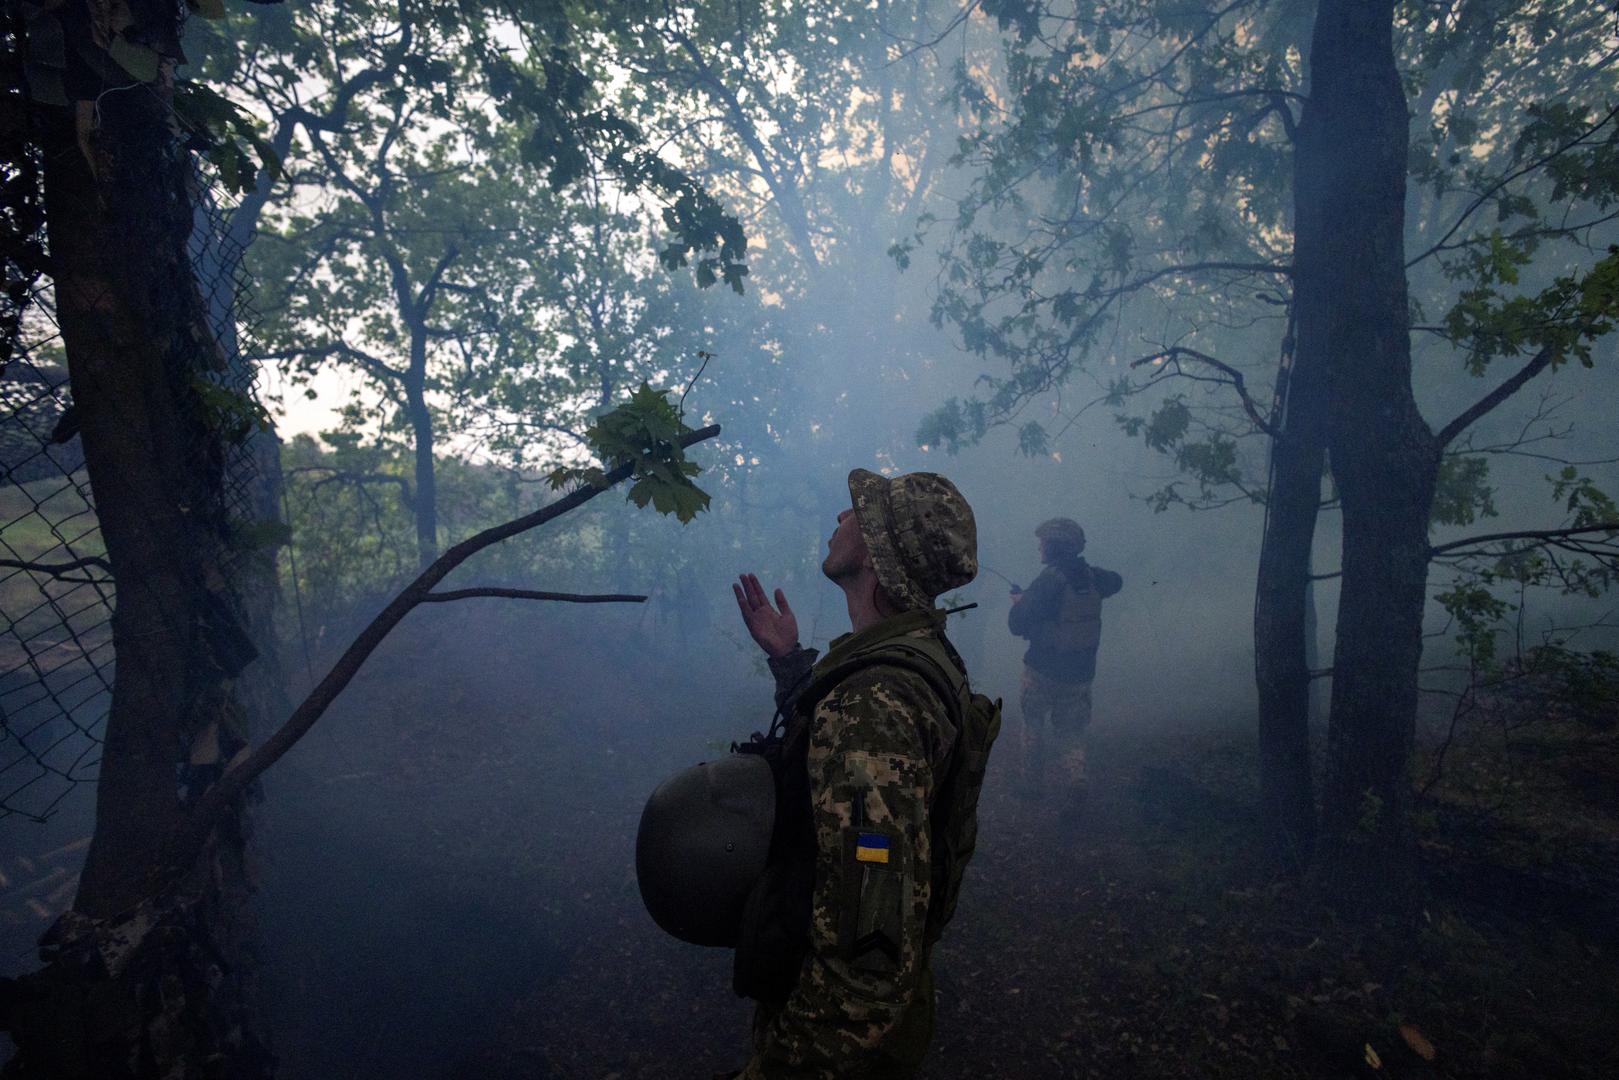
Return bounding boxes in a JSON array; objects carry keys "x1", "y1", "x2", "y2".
[
  {"x1": 244, "y1": 600, "x2": 1619, "y2": 1080},
  {"x1": 8, "y1": 599, "x2": 1610, "y2": 1078}
]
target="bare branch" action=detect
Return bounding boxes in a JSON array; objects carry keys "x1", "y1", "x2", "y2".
[
  {"x1": 1409, "y1": 104, "x2": 1619, "y2": 269},
  {"x1": 1267, "y1": 91, "x2": 1299, "y2": 143},
  {"x1": 1430, "y1": 523, "x2": 1619, "y2": 557},
  {"x1": 1419, "y1": 667, "x2": 1475, "y2": 801},
  {"x1": 420, "y1": 588, "x2": 647, "y2": 604},
  {"x1": 171, "y1": 423, "x2": 723, "y2": 885},
  {"x1": 658, "y1": 10, "x2": 819, "y2": 265},
  {"x1": 1100, "y1": 260, "x2": 1292, "y2": 299},
  {"x1": 1436, "y1": 339, "x2": 1562, "y2": 448},
  {"x1": 287, "y1": 467, "x2": 415, "y2": 512},
  {"x1": 878, "y1": 0, "x2": 981, "y2": 64},
  {"x1": 251, "y1": 343, "x2": 405, "y2": 382},
  {"x1": 1130, "y1": 346, "x2": 1279, "y2": 437},
  {"x1": 0, "y1": 555, "x2": 113, "y2": 577}
]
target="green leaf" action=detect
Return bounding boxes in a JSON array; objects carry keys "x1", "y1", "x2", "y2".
[
  {"x1": 108, "y1": 36, "x2": 161, "y2": 83},
  {"x1": 1433, "y1": 456, "x2": 1497, "y2": 527},
  {"x1": 1017, "y1": 421, "x2": 1048, "y2": 456},
  {"x1": 173, "y1": 80, "x2": 285, "y2": 195},
  {"x1": 1143, "y1": 398, "x2": 1191, "y2": 451},
  {"x1": 547, "y1": 383, "x2": 711, "y2": 523},
  {"x1": 190, "y1": 377, "x2": 272, "y2": 445}
]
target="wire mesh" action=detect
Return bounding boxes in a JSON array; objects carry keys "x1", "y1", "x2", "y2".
[{"x1": 0, "y1": 156, "x2": 270, "y2": 824}]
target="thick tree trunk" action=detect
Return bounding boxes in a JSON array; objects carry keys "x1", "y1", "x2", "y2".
[
  {"x1": 41, "y1": 61, "x2": 236, "y2": 924},
  {"x1": 1296, "y1": 0, "x2": 1436, "y2": 917},
  {"x1": 1253, "y1": 350, "x2": 1327, "y2": 868},
  {"x1": 3, "y1": 6, "x2": 272, "y2": 1076}
]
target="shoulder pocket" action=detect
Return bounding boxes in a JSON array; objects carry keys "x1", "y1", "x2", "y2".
[{"x1": 839, "y1": 825, "x2": 908, "y2": 975}]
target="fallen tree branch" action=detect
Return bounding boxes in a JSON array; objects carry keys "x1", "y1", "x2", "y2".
[
  {"x1": 168, "y1": 424, "x2": 721, "y2": 896},
  {"x1": 420, "y1": 588, "x2": 646, "y2": 604}
]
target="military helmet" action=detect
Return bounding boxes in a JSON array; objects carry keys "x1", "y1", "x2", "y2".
[
  {"x1": 1036, "y1": 517, "x2": 1086, "y2": 552},
  {"x1": 848, "y1": 468, "x2": 978, "y2": 611},
  {"x1": 636, "y1": 753, "x2": 775, "y2": 947}
]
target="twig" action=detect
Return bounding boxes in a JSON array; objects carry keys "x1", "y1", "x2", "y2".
[
  {"x1": 1420, "y1": 664, "x2": 1475, "y2": 802},
  {"x1": 678, "y1": 350, "x2": 712, "y2": 419},
  {"x1": 1408, "y1": 104, "x2": 1619, "y2": 269},
  {"x1": 0, "y1": 555, "x2": 113, "y2": 577},
  {"x1": 1129, "y1": 346, "x2": 1279, "y2": 438}
]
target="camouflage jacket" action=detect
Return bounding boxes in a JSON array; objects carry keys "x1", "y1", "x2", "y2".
[{"x1": 743, "y1": 611, "x2": 961, "y2": 1079}]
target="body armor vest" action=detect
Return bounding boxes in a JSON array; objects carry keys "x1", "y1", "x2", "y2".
[
  {"x1": 1034, "y1": 564, "x2": 1103, "y2": 655},
  {"x1": 732, "y1": 614, "x2": 1001, "y2": 1003}
]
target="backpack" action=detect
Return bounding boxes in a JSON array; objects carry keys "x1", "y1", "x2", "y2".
[
  {"x1": 731, "y1": 620, "x2": 1001, "y2": 1001},
  {"x1": 1034, "y1": 559, "x2": 1102, "y2": 655}
]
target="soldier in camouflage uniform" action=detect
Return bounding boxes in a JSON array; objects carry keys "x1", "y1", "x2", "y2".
[
  {"x1": 728, "y1": 468, "x2": 978, "y2": 1079},
  {"x1": 1007, "y1": 517, "x2": 1123, "y2": 804}
]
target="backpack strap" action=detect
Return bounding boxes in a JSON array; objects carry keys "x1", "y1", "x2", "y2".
[
  {"x1": 795, "y1": 637, "x2": 966, "y2": 733},
  {"x1": 770, "y1": 629, "x2": 997, "y2": 954}
]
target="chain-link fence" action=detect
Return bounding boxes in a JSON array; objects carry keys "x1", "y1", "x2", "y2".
[
  {"x1": 0, "y1": 317, "x2": 109, "y2": 825},
  {"x1": 0, "y1": 160, "x2": 270, "y2": 828}
]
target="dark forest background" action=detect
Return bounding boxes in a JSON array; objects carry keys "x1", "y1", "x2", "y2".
[{"x1": 0, "y1": 1, "x2": 1616, "y2": 1077}]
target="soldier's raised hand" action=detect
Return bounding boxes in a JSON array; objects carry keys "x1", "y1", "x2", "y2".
[{"x1": 732, "y1": 572, "x2": 798, "y2": 658}]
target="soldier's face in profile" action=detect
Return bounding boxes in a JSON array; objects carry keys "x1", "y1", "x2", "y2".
[{"x1": 822, "y1": 506, "x2": 870, "y2": 582}]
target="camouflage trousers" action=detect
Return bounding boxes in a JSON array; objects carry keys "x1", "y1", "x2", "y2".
[
  {"x1": 1018, "y1": 665, "x2": 1093, "y2": 794},
  {"x1": 748, "y1": 962, "x2": 935, "y2": 1078}
]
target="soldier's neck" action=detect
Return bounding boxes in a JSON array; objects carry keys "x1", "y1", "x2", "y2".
[{"x1": 841, "y1": 570, "x2": 898, "y2": 633}]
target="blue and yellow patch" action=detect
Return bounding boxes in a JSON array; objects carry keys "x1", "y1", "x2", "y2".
[{"x1": 854, "y1": 832, "x2": 891, "y2": 865}]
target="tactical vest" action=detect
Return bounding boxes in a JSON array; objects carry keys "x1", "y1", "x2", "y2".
[
  {"x1": 732, "y1": 615, "x2": 1001, "y2": 1003},
  {"x1": 1034, "y1": 565, "x2": 1103, "y2": 655}
]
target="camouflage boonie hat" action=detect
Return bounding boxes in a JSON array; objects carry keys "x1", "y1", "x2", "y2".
[
  {"x1": 848, "y1": 469, "x2": 977, "y2": 611},
  {"x1": 1036, "y1": 517, "x2": 1086, "y2": 551}
]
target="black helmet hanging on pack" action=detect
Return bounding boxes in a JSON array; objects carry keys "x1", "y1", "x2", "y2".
[{"x1": 635, "y1": 753, "x2": 775, "y2": 947}]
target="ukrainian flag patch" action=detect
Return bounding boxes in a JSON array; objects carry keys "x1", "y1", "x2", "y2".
[{"x1": 854, "y1": 832, "x2": 891, "y2": 865}]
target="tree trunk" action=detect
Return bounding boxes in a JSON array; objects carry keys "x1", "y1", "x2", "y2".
[
  {"x1": 3, "y1": 6, "x2": 272, "y2": 1076},
  {"x1": 41, "y1": 54, "x2": 237, "y2": 926},
  {"x1": 406, "y1": 333, "x2": 439, "y2": 566},
  {"x1": 1296, "y1": 0, "x2": 1436, "y2": 917},
  {"x1": 1253, "y1": 348, "x2": 1327, "y2": 869}
]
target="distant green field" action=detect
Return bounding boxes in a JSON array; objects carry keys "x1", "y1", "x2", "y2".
[
  {"x1": 0, "y1": 479, "x2": 110, "y2": 670},
  {"x1": 0, "y1": 480, "x2": 102, "y2": 561}
]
